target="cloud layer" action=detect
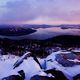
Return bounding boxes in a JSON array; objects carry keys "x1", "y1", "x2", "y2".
[{"x1": 0, "y1": 0, "x2": 80, "y2": 24}]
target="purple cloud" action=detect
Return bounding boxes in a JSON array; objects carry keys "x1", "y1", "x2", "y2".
[{"x1": 0, "y1": 0, "x2": 80, "y2": 24}]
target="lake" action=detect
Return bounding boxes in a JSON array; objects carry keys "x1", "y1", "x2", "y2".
[{"x1": 0, "y1": 27, "x2": 80, "y2": 40}]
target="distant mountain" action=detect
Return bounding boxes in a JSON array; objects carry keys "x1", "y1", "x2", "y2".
[
  {"x1": 60, "y1": 24, "x2": 80, "y2": 29},
  {"x1": 0, "y1": 24, "x2": 53, "y2": 29},
  {"x1": 19, "y1": 24, "x2": 80, "y2": 29},
  {"x1": 0, "y1": 24, "x2": 80, "y2": 29}
]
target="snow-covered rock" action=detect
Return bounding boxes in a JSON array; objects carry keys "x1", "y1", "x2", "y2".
[{"x1": 41, "y1": 51, "x2": 80, "y2": 80}]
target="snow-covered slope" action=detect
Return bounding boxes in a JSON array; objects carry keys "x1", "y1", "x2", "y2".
[
  {"x1": 0, "y1": 55, "x2": 19, "y2": 79},
  {"x1": 0, "y1": 54, "x2": 47, "y2": 80}
]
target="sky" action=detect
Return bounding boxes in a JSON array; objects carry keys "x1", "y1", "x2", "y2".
[{"x1": 0, "y1": 0, "x2": 80, "y2": 24}]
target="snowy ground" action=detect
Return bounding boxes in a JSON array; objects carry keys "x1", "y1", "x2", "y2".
[
  {"x1": 0, "y1": 55, "x2": 48, "y2": 80},
  {"x1": 0, "y1": 51, "x2": 80, "y2": 80},
  {"x1": 0, "y1": 55, "x2": 19, "y2": 79}
]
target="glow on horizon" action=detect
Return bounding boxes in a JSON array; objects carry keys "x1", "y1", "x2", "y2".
[
  {"x1": 3, "y1": 20, "x2": 80, "y2": 25},
  {"x1": 25, "y1": 20, "x2": 80, "y2": 25}
]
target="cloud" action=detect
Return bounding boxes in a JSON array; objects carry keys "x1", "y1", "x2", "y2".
[{"x1": 0, "y1": 0, "x2": 80, "y2": 24}]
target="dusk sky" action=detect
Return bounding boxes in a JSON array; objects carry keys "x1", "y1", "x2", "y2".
[{"x1": 0, "y1": 0, "x2": 80, "y2": 24}]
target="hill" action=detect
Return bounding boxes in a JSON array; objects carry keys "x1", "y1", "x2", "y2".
[{"x1": 0, "y1": 27, "x2": 36, "y2": 36}]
